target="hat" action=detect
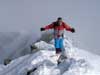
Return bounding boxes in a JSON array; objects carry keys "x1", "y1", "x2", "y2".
[{"x1": 57, "y1": 17, "x2": 62, "y2": 20}]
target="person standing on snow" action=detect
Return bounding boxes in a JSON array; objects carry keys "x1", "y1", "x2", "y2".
[{"x1": 40, "y1": 17, "x2": 75, "y2": 64}]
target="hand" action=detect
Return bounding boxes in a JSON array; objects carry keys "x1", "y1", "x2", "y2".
[
  {"x1": 40, "y1": 28, "x2": 45, "y2": 31},
  {"x1": 71, "y1": 28, "x2": 75, "y2": 33}
]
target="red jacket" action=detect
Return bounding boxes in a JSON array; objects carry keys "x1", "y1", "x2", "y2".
[
  {"x1": 44, "y1": 21, "x2": 72, "y2": 31},
  {"x1": 44, "y1": 21, "x2": 72, "y2": 38}
]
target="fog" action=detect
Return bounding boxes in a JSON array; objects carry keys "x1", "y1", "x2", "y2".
[{"x1": 0, "y1": 0, "x2": 100, "y2": 55}]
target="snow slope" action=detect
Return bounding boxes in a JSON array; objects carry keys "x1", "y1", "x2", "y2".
[
  {"x1": 0, "y1": 38, "x2": 100, "y2": 75},
  {"x1": 0, "y1": 32, "x2": 40, "y2": 64}
]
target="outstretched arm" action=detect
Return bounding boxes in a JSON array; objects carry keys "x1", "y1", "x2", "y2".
[
  {"x1": 40, "y1": 23, "x2": 54, "y2": 31},
  {"x1": 44, "y1": 23, "x2": 54, "y2": 30},
  {"x1": 63, "y1": 22, "x2": 75, "y2": 33}
]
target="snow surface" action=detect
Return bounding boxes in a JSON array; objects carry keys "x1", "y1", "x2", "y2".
[
  {"x1": 0, "y1": 32, "x2": 40, "y2": 64},
  {"x1": 0, "y1": 38, "x2": 100, "y2": 75}
]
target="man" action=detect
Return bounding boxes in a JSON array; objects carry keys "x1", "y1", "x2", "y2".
[{"x1": 40, "y1": 17, "x2": 75, "y2": 64}]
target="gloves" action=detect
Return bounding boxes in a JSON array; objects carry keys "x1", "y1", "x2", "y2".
[
  {"x1": 40, "y1": 28, "x2": 45, "y2": 31},
  {"x1": 71, "y1": 28, "x2": 75, "y2": 33}
]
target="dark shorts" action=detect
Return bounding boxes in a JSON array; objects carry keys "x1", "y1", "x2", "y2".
[{"x1": 56, "y1": 48, "x2": 62, "y2": 54}]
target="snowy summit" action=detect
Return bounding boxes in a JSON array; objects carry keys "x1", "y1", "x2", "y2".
[{"x1": 0, "y1": 37, "x2": 100, "y2": 75}]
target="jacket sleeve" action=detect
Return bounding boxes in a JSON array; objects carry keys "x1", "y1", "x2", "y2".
[
  {"x1": 63, "y1": 22, "x2": 72, "y2": 32},
  {"x1": 44, "y1": 23, "x2": 54, "y2": 30}
]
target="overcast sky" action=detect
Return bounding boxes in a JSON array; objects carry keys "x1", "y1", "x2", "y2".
[{"x1": 0, "y1": 0, "x2": 100, "y2": 55}]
